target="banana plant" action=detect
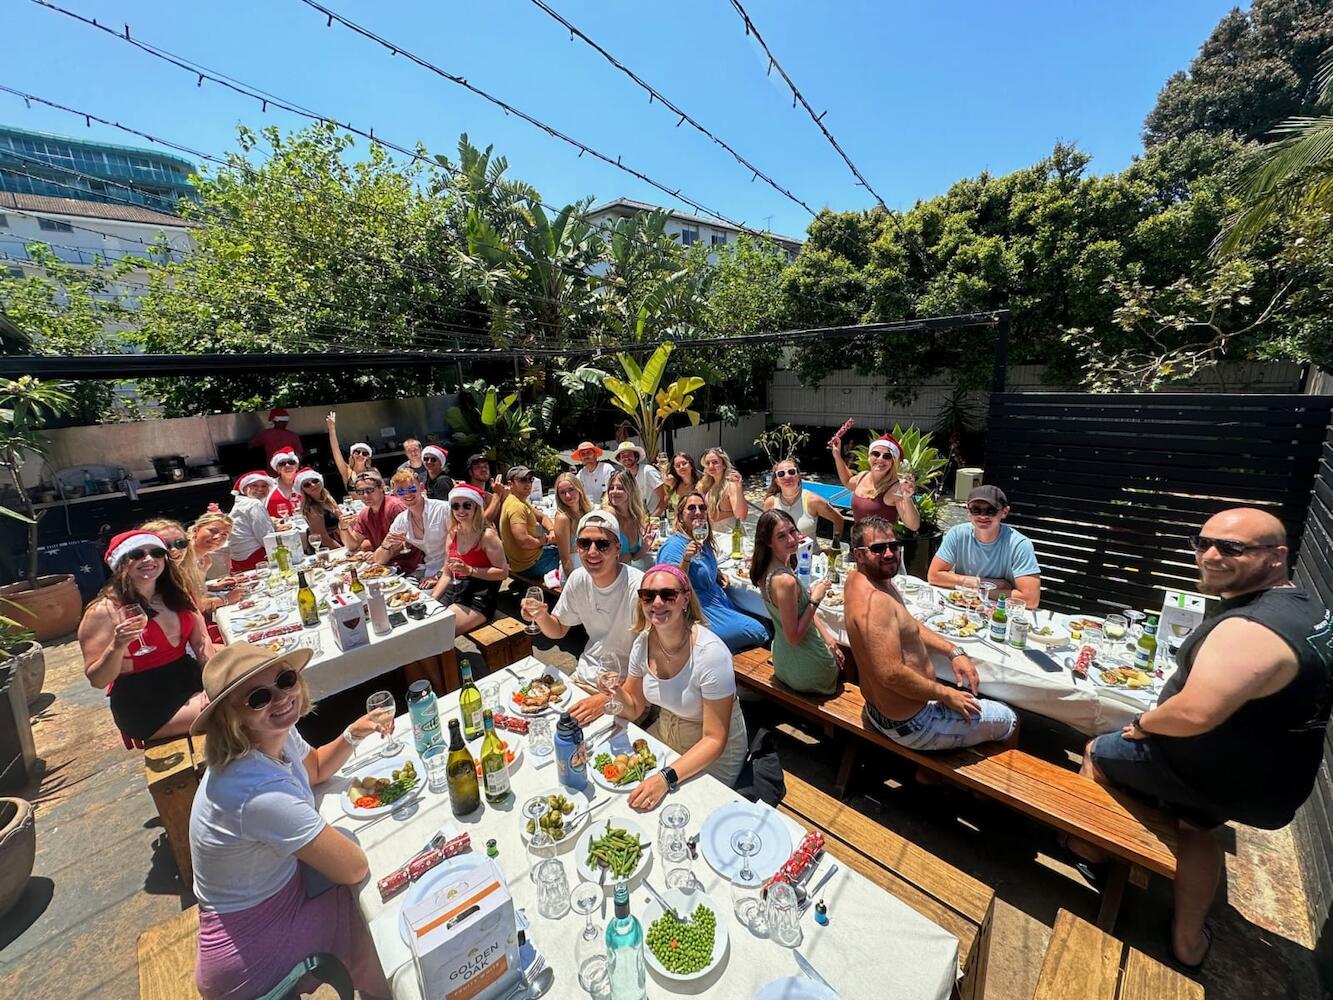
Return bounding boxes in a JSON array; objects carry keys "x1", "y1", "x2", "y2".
[
  {"x1": 446, "y1": 381, "x2": 536, "y2": 465},
  {"x1": 603, "y1": 342, "x2": 703, "y2": 462}
]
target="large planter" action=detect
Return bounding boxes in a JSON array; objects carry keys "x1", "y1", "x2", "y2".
[
  {"x1": 0, "y1": 797, "x2": 35, "y2": 919},
  {"x1": 0, "y1": 574, "x2": 82, "y2": 642},
  {"x1": 0, "y1": 642, "x2": 43, "y2": 708},
  {"x1": 899, "y1": 530, "x2": 944, "y2": 579}
]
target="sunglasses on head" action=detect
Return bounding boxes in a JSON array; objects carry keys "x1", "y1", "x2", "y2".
[
  {"x1": 275, "y1": 459, "x2": 297, "y2": 468},
  {"x1": 775, "y1": 468, "x2": 799, "y2": 478},
  {"x1": 576, "y1": 536, "x2": 613, "y2": 552},
  {"x1": 638, "y1": 587, "x2": 683, "y2": 604},
  {"x1": 243, "y1": 668, "x2": 300, "y2": 711},
  {"x1": 165, "y1": 538, "x2": 190, "y2": 551},
  {"x1": 967, "y1": 504, "x2": 998, "y2": 517},
  {"x1": 1188, "y1": 533, "x2": 1279, "y2": 558},
  {"x1": 856, "y1": 540, "x2": 903, "y2": 555},
  {"x1": 394, "y1": 486, "x2": 420, "y2": 497},
  {"x1": 450, "y1": 501, "x2": 475, "y2": 512},
  {"x1": 126, "y1": 546, "x2": 169, "y2": 562}
]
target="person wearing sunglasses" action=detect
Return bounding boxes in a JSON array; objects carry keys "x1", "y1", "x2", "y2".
[
  {"x1": 657, "y1": 491, "x2": 769, "y2": 653},
  {"x1": 265, "y1": 447, "x2": 301, "y2": 521},
  {"x1": 845, "y1": 516, "x2": 1017, "y2": 755},
  {"x1": 551, "y1": 472, "x2": 594, "y2": 583},
  {"x1": 225, "y1": 471, "x2": 278, "y2": 571},
  {"x1": 79, "y1": 531, "x2": 212, "y2": 743},
  {"x1": 433, "y1": 485, "x2": 509, "y2": 631},
  {"x1": 749, "y1": 510, "x2": 842, "y2": 695},
  {"x1": 374, "y1": 469, "x2": 450, "y2": 580},
  {"x1": 294, "y1": 468, "x2": 344, "y2": 552},
  {"x1": 928, "y1": 485, "x2": 1042, "y2": 609},
  {"x1": 249, "y1": 406, "x2": 303, "y2": 464},
  {"x1": 531, "y1": 511, "x2": 645, "y2": 718},
  {"x1": 762, "y1": 458, "x2": 844, "y2": 549},
  {"x1": 1078, "y1": 508, "x2": 1332, "y2": 970},
  {"x1": 499, "y1": 465, "x2": 560, "y2": 578},
  {"x1": 614, "y1": 440, "x2": 667, "y2": 516},
  {"x1": 828, "y1": 424, "x2": 920, "y2": 531},
  {"x1": 613, "y1": 564, "x2": 749, "y2": 810},
  {"x1": 142, "y1": 515, "x2": 241, "y2": 617},
  {"x1": 188, "y1": 643, "x2": 391, "y2": 1000},
  {"x1": 325, "y1": 409, "x2": 374, "y2": 489},
  {"x1": 342, "y1": 471, "x2": 423, "y2": 575},
  {"x1": 418, "y1": 444, "x2": 454, "y2": 502}
]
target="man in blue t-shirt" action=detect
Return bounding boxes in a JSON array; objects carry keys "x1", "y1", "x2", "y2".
[{"x1": 928, "y1": 485, "x2": 1042, "y2": 608}]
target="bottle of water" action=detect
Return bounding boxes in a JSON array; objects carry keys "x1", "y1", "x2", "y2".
[
  {"x1": 605, "y1": 881, "x2": 646, "y2": 1000},
  {"x1": 796, "y1": 537, "x2": 814, "y2": 583}
]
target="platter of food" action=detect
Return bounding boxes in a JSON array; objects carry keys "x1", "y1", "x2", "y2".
[
  {"x1": 590, "y1": 732, "x2": 666, "y2": 793},
  {"x1": 357, "y1": 564, "x2": 396, "y2": 580},
  {"x1": 1094, "y1": 665, "x2": 1155, "y2": 690},
  {"x1": 925, "y1": 610, "x2": 985, "y2": 641},
  {"x1": 945, "y1": 589, "x2": 984, "y2": 611},
  {"x1": 387, "y1": 588, "x2": 423, "y2": 609},
  {"x1": 575, "y1": 817, "x2": 651, "y2": 883},
  {"x1": 236, "y1": 611, "x2": 285, "y2": 631},
  {"x1": 643, "y1": 889, "x2": 728, "y2": 983},
  {"x1": 340, "y1": 757, "x2": 421, "y2": 819},
  {"x1": 504, "y1": 670, "x2": 573, "y2": 716},
  {"x1": 377, "y1": 576, "x2": 410, "y2": 594},
  {"x1": 820, "y1": 584, "x2": 844, "y2": 609},
  {"x1": 253, "y1": 634, "x2": 301, "y2": 655},
  {"x1": 520, "y1": 788, "x2": 591, "y2": 844},
  {"x1": 1067, "y1": 617, "x2": 1104, "y2": 634}
]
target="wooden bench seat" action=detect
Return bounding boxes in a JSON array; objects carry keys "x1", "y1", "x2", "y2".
[
  {"x1": 1033, "y1": 909, "x2": 1203, "y2": 999},
  {"x1": 736, "y1": 648, "x2": 1178, "y2": 929},
  {"x1": 138, "y1": 905, "x2": 203, "y2": 1000},
  {"x1": 144, "y1": 734, "x2": 208, "y2": 887},
  {"x1": 466, "y1": 615, "x2": 533, "y2": 674},
  {"x1": 779, "y1": 771, "x2": 996, "y2": 999}
]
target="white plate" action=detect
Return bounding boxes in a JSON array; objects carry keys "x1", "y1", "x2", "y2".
[
  {"x1": 386, "y1": 587, "x2": 425, "y2": 610},
  {"x1": 378, "y1": 576, "x2": 411, "y2": 594},
  {"x1": 340, "y1": 750, "x2": 423, "y2": 819},
  {"x1": 1028, "y1": 625, "x2": 1071, "y2": 646},
  {"x1": 357, "y1": 564, "x2": 400, "y2": 581},
  {"x1": 699, "y1": 802, "x2": 793, "y2": 882},
  {"x1": 232, "y1": 595, "x2": 271, "y2": 613},
  {"x1": 250, "y1": 633, "x2": 301, "y2": 655},
  {"x1": 589, "y1": 730, "x2": 670, "y2": 793},
  {"x1": 575, "y1": 816, "x2": 652, "y2": 884},
  {"x1": 236, "y1": 611, "x2": 287, "y2": 631},
  {"x1": 643, "y1": 888, "x2": 729, "y2": 984},
  {"x1": 396, "y1": 852, "x2": 489, "y2": 945},
  {"x1": 925, "y1": 610, "x2": 985, "y2": 642},
  {"x1": 503, "y1": 668, "x2": 575, "y2": 717},
  {"x1": 753, "y1": 975, "x2": 840, "y2": 1000},
  {"x1": 518, "y1": 785, "x2": 594, "y2": 845}
]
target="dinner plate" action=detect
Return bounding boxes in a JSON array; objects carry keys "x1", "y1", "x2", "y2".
[
  {"x1": 251, "y1": 633, "x2": 300, "y2": 655},
  {"x1": 503, "y1": 669, "x2": 575, "y2": 717},
  {"x1": 232, "y1": 595, "x2": 271, "y2": 614},
  {"x1": 378, "y1": 576, "x2": 411, "y2": 594},
  {"x1": 339, "y1": 749, "x2": 423, "y2": 820},
  {"x1": 386, "y1": 587, "x2": 424, "y2": 610},
  {"x1": 357, "y1": 564, "x2": 399, "y2": 581},
  {"x1": 589, "y1": 729, "x2": 671, "y2": 793},
  {"x1": 925, "y1": 610, "x2": 985, "y2": 642},
  {"x1": 643, "y1": 888, "x2": 729, "y2": 984},
  {"x1": 753, "y1": 976, "x2": 840, "y2": 1000},
  {"x1": 396, "y1": 852, "x2": 489, "y2": 945},
  {"x1": 518, "y1": 785, "x2": 594, "y2": 846},
  {"x1": 1028, "y1": 624, "x2": 1071, "y2": 646},
  {"x1": 574, "y1": 816, "x2": 652, "y2": 885},
  {"x1": 236, "y1": 611, "x2": 287, "y2": 631},
  {"x1": 699, "y1": 801, "x2": 793, "y2": 882}
]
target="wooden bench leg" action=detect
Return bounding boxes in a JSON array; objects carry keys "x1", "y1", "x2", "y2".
[
  {"x1": 834, "y1": 742, "x2": 860, "y2": 799},
  {"x1": 1096, "y1": 861, "x2": 1130, "y2": 931},
  {"x1": 440, "y1": 649, "x2": 460, "y2": 693}
]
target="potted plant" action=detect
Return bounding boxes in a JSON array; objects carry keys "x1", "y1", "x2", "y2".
[
  {"x1": 0, "y1": 602, "x2": 41, "y2": 708},
  {"x1": 0, "y1": 796, "x2": 35, "y2": 920},
  {"x1": 853, "y1": 423, "x2": 948, "y2": 578},
  {"x1": 0, "y1": 377, "x2": 83, "y2": 641}
]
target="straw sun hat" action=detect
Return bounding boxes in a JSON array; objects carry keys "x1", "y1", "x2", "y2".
[{"x1": 190, "y1": 641, "x2": 314, "y2": 734}]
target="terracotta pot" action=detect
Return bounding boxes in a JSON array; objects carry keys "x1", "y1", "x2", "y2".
[
  {"x1": 0, "y1": 574, "x2": 82, "y2": 643},
  {"x1": 1, "y1": 642, "x2": 44, "y2": 708},
  {"x1": 0, "y1": 797, "x2": 35, "y2": 919}
]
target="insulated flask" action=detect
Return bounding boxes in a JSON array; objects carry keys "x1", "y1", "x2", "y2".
[{"x1": 554, "y1": 712, "x2": 588, "y2": 791}]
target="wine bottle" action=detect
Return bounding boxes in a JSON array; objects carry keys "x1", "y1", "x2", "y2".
[
  {"x1": 605, "y1": 881, "x2": 647, "y2": 1000},
  {"x1": 296, "y1": 570, "x2": 319, "y2": 627},
  {"x1": 730, "y1": 521, "x2": 744, "y2": 561},
  {"x1": 348, "y1": 567, "x2": 366, "y2": 596},
  {"x1": 458, "y1": 662, "x2": 484, "y2": 740},
  {"x1": 445, "y1": 719, "x2": 481, "y2": 816},
  {"x1": 479, "y1": 709, "x2": 512, "y2": 803}
]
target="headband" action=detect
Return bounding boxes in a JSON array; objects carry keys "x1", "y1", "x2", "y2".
[
  {"x1": 645, "y1": 563, "x2": 690, "y2": 591},
  {"x1": 422, "y1": 445, "x2": 449, "y2": 464},
  {"x1": 294, "y1": 467, "x2": 323, "y2": 490},
  {"x1": 349, "y1": 442, "x2": 373, "y2": 457},
  {"x1": 269, "y1": 448, "x2": 299, "y2": 470},
  {"x1": 105, "y1": 531, "x2": 167, "y2": 570},
  {"x1": 868, "y1": 437, "x2": 902, "y2": 462},
  {"x1": 448, "y1": 484, "x2": 485, "y2": 506}
]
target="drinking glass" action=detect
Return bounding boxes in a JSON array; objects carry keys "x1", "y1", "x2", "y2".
[
  {"x1": 1103, "y1": 613, "x2": 1129, "y2": 647},
  {"x1": 573, "y1": 880, "x2": 611, "y2": 998},
  {"x1": 528, "y1": 718, "x2": 554, "y2": 759},
  {"x1": 665, "y1": 867, "x2": 699, "y2": 896},
  {"x1": 764, "y1": 881, "x2": 802, "y2": 948},
  {"x1": 421, "y1": 744, "x2": 448, "y2": 793},
  {"x1": 1123, "y1": 608, "x2": 1146, "y2": 640},
  {"x1": 731, "y1": 828, "x2": 761, "y2": 884},
  {"x1": 536, "y1": 859, "x2": 571, "y2": 919},
  {"x1": 1080, "y1": 628, "x2": 1105, "y2": 664},
  {"x1": 691, "y1": 522, "x2": 709, "y2": 544},
  {"x1": 118, "y1": 602, "x2": 155, "y2": 656},
  {"x1": 309, "y1": 535, "x2": 324, "y2": 556},
  {"x1": 523, "y1": 586, "x2": 545, "y2": 635},
  {"x1": 731, "y1": 876, "x2": 768, "y2": 936},
  {"x1": 978, "y1": 581, "x2": 997, "y2": 613},
  {"x1": 366, "y1": 690, "x2": 400, "y2": 756},
  {"x1": 480, "y1": 680, "x2": 501, "y2": 716},
  {"x1": 658, "y1": 804, "x2": 691, "y2": 864},
  {"x1": 527, "y1": 830, "x2": 556, "y2": 884},
  {"x1": 595, "y1": 652, "x2": 626, "y2": 717}
]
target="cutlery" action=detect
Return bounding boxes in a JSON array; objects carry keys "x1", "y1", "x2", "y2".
[
  {"x1": 499, "y1": 955, "x2": 552, "y2": 1000},
  {"x1": 643, "y1": 880, "x2": 689, "y2": 924},
  {"x1": 800, "y1": 863, "x2": 839, "y2": 912},
  {"x1": 793, "y1": 950, "x2": 836, "y2": 993}
]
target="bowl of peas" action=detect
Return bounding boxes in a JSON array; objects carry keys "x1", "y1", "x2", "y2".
[{"x1": 642, "y1": 888, "x2": 729, "y2": 983}]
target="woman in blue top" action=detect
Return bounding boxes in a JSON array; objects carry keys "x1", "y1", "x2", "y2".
[{"x1": 657, "y1": 491, "x2": 769, "y2": 653}]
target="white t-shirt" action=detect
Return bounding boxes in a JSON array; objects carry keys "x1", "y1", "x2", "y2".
[
  {"x1": 628, "y1": 625, "x2": 736, "y2": 722},
  {"x1": 189, "y1": 728, "x2": 324, "y2": 913},
  {"x1": 632, "y1": 463, "x2": 665, "y2": 509},
  {"x1": 391, "y1": 497, "x2": 451, "y2": 576},
  {"x1": 227, "y1": 495, "x2": 273, "y2": 560},
  {"x1": 553, "y1": 565, "x2": 644, "y2": 685},
  {"x1": 577, "y1": 463, "x2": 613, "y2": 504}
]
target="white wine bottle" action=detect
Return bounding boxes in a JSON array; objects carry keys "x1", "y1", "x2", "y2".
[
  {"x1": 296, "y1": 570, "x2": 319, "y2": 627},
  {"x1": 479, "y1": 709, "x2": 511, "y2": 803},
  {"x1": 458, "y1": 662, "x2": 484, "y2": 740}
]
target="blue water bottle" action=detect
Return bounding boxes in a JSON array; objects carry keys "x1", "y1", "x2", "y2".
[{"x1": 554, "y1": 712, "x2": 588, "y2": 791}]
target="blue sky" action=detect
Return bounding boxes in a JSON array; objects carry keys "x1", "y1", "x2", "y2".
[{"x1": 4, "y1": 0, "x2": 1240, "y2": 239}]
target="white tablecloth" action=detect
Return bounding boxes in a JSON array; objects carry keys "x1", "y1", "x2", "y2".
[{"x1": 319, "y1": 690, "x2": 960, "y2": 1000}]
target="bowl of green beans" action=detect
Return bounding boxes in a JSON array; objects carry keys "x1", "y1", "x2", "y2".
[
  {"x1": 643, "y1": 889, "x2": 729, "y2": 982},
  {"x1": 575, "y1": 818, "x2": 652, "y2": 884}
]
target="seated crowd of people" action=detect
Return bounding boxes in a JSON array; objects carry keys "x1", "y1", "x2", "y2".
[{"x1": 74, "y1": 409, "x2": 1332, "y2": 992}]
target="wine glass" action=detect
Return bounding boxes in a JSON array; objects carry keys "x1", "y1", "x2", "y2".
[
  {"x1": 1103, "y1": 613, "x2": 1129, "y2": 650},
  {"x1": 572, "y1": 882, "x2": 611, "y2": 998},
  {"x1": 1123, "y1": 608, "x2": 1146, "y2": 641},
  {"x1": 730, "y1": 828, "x2": 767, "y2": 934},
  {"x1": 595, "y1": 651, "x2": 626, "y2": 717},
  {"x1": 523, "y1": 586, "x2": 544, "y2": 635},
  {"x1": 118, "y1": 603, "x2": 155, "y2": 656},
  {"x1": 658, "y1": 804, "x2": 691, "y2": 864},
  {"x1": 731, "y1": 828, "x2": 762, "y2": 885},
  {"x1": 308, "y1": 535, "x2": 324, "y2": 557},
  {"x1": 691, "y1": 521, "x2": 709, "y2": 544},
  {"x1": 977, "y1": 581, "x2": 996, "y2": 613},
  {"x1": 365, "y1": 690, "x2": 400, "y2": 756}
]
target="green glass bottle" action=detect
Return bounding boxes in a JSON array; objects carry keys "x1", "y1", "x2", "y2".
[
  {"x1": 459, "y1": 662, "x2": 484, "y2": 740},
  {"x1": 445, "y1": 719, "x2": 481, "y2": 816},
  {"x1": 348, "y1": 566, "x2": 366, "y2": 597},
  {"x1": 479, "y1": 709, "x2": 512, "y2": 804},
  {"x1": 988, "y1": 595, "x2": 1008, "y2": 642},
  {"x1": 1134, "y1": 613, "x2": 1159, "y2": 670},
  {"x1": 296, "y1": 570, "x2": 319, "y2": 627},
  {"x1": 730, "y1": 522, "x2": 744, "y2": 561}
]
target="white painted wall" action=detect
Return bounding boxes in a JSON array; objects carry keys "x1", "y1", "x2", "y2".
[{"x1": 668, "y1": 412, "x2": 767, "y2": 462}]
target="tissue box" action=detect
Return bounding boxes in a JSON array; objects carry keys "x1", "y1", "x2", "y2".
[
  {"x1": 404, "y1": 858, "x2": 520, "y2": 1000},
  {"x1": 329, "y1": 594, "x2": 369, "y2": 652}
]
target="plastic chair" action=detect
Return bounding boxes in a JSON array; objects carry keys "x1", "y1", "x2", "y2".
[{"x1": 256, "y1": 952, "x2": 354, "y2": 1000}]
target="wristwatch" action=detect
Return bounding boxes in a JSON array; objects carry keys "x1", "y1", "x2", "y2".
[
  {"x1": 948, "y1": 645, "x2": 968, "y2": 660},
  {"x1": 662, "y1": 766, "x2": 680, "y2": 793}
]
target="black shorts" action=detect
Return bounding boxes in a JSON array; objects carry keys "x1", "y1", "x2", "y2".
[
  {"x1": 1089, "y1": 732, "x2": 1225, "y2": 829},
  {"x1": 442, "y1": 576, "x2": 500, "y2": 618},
  {"x1": 108, "y1": 654, "x2": 204, "y2": 742}
]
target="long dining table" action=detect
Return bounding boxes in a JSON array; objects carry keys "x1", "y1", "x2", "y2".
[{"x1": 318, "y1": 672, "x2": 963, "y2": 1000}]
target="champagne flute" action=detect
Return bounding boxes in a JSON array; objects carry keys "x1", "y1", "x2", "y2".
[
  {"x1": 119, "y1": 602, "x2": 154, "y2": 656},
  {"x1": 522, "y1": 586, "x2": 544, "y2": 635},
  {"x1": 366, "y1": 690, "x2": 400, "y2": 756}
]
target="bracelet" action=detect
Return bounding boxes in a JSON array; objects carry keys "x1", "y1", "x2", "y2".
[{"x1": 342, "y1": 726, "x2": 367, "y2": 747}]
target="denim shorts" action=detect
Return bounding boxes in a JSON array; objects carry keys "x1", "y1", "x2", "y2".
[
  {"x1": 1089, "y1": 732, "x2": 1224, "y2": 829},
  {"x1": 865, "y1": 697, "x2": 1017, "y2": 751},
  {"x1": 526, "y1": 545, "x2": 560, "y2": 578}
]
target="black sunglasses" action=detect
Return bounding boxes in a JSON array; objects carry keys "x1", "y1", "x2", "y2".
[
  {"x1": 275, "y1": 459, "x2": 298, "y2": 468},
  {"x1": 1188, "y1": 533, "x2": 1280, "y2": 558},
  {"x1": 165, "y1": 538, "x2": 190, "y2": 551},
  {"x1": 126, "y1": 546, "x2": 169, "y2": 561},
  {"x1": 576, "y1": 537, "x2": 614, "y2": 552},
  {"x1": 856, "y1": 540, "x2": 903, "y2": 555},
  {"x1": 450, "y1": 501, "x2": 475, "y2": 512},
  {"x1": 638, "y1": 587, "x2": 683, "y2": 603},
  {"x1": 967, "y1": 504, "x2": 999, "y2": 517},
  {"x1": 423, "y1": 455, "x2": 442, "y2": 464},
  {"x1": 244, "y1": 668, "x2": 300, "y2": 711},
  {"x1": 682, "y1": 503, "x2": 707, "y2": 513},
  {"x1": 775, "y1": 469, "x2": 799, "y2": 478},
  {"x1": 869, "y1": 450, "x2": 895, "y2": 460}
]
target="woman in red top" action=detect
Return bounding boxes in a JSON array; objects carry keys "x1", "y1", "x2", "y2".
[
  {"x1": 435, "y1": 485, "x2": 509, "y2": 632},
  {"x1": 828, "y1": 423, "x2": 920, "y2": 530},
  {"x1": 266, "y1": 447, "x2": 300, "y2": 521},
  {"x1": 78, "y1": 531, "x2": 212, "y2": 742}
]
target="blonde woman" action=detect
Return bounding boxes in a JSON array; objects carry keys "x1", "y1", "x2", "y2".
[
  {"x1": 188, "y1": 643, "x2": 390, "y2": 999},
  {"x1": 294, "y1": 467, "x2": 344, "y2": 551},
  {"x1": 698, "y1": 447, "x2": 747, "y2": 531},
  {"x1": 435, "y1": 485, "x2": 509, "y2": 632},
  {"x1": 144, "y1": 511, "x2": 243, "y2": 616},
  {"x1": 552, "y1": 471, "x2": 593, "y2": 581},
  {"x1": 763, "y1": 457, "x2": 844, "y2": 547},
  {"x1": 604, "y1": 468, "x2": 654, "y2": 570},
  {"x1": 325, "y1": 410, "x2": 374, "y2": 489},
  {"x1": 828, "y1": 425, "x2": 920, "y2": 530}
]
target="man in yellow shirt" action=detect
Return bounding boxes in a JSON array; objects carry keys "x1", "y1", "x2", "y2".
[{"x1": 500, "y1": 465, "x2": 559, "y2": 577}]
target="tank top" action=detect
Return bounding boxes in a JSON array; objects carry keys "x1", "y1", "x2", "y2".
[
  {"x1": 266, "y1": 486, "x2": 296, "y2": 520},
  {"x1": 761, "y1": 568, "x2": 838, "y2": 696},
  {"x1": 771, "y1": 488, "x2": 817, "y2": 537},
  {"x1": 849, "y1": 476, "x2": 902, "y2": 523},
  {"x1": 1155, "y1": 587, "x2": 1333, "y2": 829},
  {"x1": 110, "y1": 607, "x2": 193, "y2": 687},
  {"x1": 448, "y1": 532, "x2": 494, "y2": 570}
]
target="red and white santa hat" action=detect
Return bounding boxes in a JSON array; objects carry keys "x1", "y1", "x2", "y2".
[
  {"x1": 447, "y1": 484, "x2": 485, "y2": 507},
  {"x1": 234, "y1": 470, "x2": 273, "y2": 494},
  {"x1": 105, "y1": 530, "x2": 166, "y2": 570},
  {"x1": 422, "y1": 445, "x2": 449, "y2": 465},
  {"x1": 294, "y1": 467, "x2": 324, "y2": 490},
  {"x1": 868, "y1": 435, "x2": 902, "y2": 462},
  {"x1": 269, "y1": 447, "x2": 299, "y2": 470},
  {"x1": 349, "y1": 442, "x2": 373, "y2": 457}
]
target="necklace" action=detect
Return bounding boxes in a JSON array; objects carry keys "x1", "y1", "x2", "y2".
[{"x1": 652, "y1": 624, "x2": 691, "y2": 657}]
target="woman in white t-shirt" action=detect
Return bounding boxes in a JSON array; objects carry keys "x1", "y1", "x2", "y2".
[
  {"x1": 374, "y1": 469, "x2": 450, "y2": 579},
  {"x1": 189, "y1": 643, "x2": 391, "y2": 1000},
  {"x1": 614, "y1": 563, "x2": 748, "y2": 811}
]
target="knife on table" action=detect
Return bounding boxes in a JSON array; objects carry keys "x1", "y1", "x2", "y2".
[{"x1": 794, "y1": 950, "x2": 838, "y2": 994}]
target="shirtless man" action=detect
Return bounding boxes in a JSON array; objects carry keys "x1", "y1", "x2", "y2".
[{"x1": 844, "y1": 515, "x2": 1017, "y2": 751}]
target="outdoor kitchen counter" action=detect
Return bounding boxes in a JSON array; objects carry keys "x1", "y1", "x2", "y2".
[{"x1": 14, "y1": 474, "x2": 232, "y2": 512}]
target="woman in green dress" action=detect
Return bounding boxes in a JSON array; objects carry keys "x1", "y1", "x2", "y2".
[{"x1": 749, "y1": 509, "x2": 842, "y2": 695}]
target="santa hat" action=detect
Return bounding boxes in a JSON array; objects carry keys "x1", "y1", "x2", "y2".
[
  {"x1": 268, "y1": 407, "x2": 290, "y2": 422},
  {"x1": 234, "y1": 471, "x2": 273, "y2": 494},
  {"x1": 349, "y1": 442, "x2": 373, "y2": 457},
  {"x1": 447, "y1": 484, "x2": 485, "y2": 506},
  {"x1": 422, "y1": 445, "x2": 449, "y2": 465},
  {"x1": 294, "y1": 467, "x2": 324, "y2": 490},
  {"x1": 270, "y1": 447, "x2": 299, "y2": 470},
  {"x1": 105, "y1": 530, "x2": 166, "y2": 571},
  {"x1": 868, "y1": 436, "x2": 902, "y2": 462}
]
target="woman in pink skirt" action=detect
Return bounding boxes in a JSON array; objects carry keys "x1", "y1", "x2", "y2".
[{"x1": 188, "y1": 642, "x2": 392, "y2": 999}]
